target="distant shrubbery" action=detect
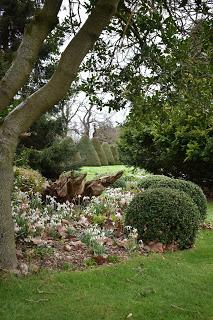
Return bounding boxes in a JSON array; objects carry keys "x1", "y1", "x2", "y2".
[{"x1": 92, "y1": 137, "x2": 108, "y2": 166}]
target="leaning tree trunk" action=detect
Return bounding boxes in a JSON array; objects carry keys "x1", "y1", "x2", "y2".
[
  {"x1": 0, "y1": 0, "x2": 120, "y2": 272},
  {"x1": 0, "y1": 133, "x2": 17, "y2": 271}
]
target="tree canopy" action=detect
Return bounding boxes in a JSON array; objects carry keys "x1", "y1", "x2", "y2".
[{"x1": 119, "y1": 20, "x2": 213, "y2": 187}]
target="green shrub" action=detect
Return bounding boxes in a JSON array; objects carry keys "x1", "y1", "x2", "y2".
[
  {"x1": 14, "y1": 167, "x2": 45, "y2": 193},
  {"x1": 138, "y1": 175, "x2": 172, "y2": 189},
  {"x1": 110, "y1": 145, "x2": 120, "y2": 164},
  {"x1": 125, "y1": 188, "x2": 200, "y2": 249},
  {"x1": 146, "y1": 179, "x2": 207, "y2": 222},
  {"x1": 29, "y1": 138, "x2": 81, "y2": 179},
  {"x1": 92, "y1": 137, "x2": 108, "y2": 166},
  {"x1": 112, "y1": 177, "x2": 127, "y2": 189},
  {"x1": 78, "y1": 135, "x2": 101, "y2": 166},
  {"x1": 102, "y1": 142, "x2": 115, "y2": 165}
]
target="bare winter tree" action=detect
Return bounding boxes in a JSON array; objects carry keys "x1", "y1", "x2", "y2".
[{"x1": 0, "y1": 0, "x2": 120, "y2": 271}]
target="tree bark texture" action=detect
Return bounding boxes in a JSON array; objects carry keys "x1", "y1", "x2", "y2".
[
  {"x1": 0, "y1": 0, "x2": 120, "y2": 271},
  {"x1": 0, "y1": 0, "x2": 63, "y2": 112},
  {"x1": 0, "y1": 130, "x2": 18, "y2": 271}
]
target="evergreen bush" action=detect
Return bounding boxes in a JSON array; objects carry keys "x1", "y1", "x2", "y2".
[
  {"x1": 125, "y1": 188, "x2": 200, "y2": 249},
  {"x1": 92, "y1": 137, "x2": 108, "y2": 166},
  {"x1": 110, "y1": 145, "x2": 120, "y2": 164},
  {"x1": 30, "y1": 138, "x2": 81, "y2": 179},
  {"x1": 138, "y1": 175, "x2": 172, "y2": 189},
  {"x1": 102, "y1": 142, "x2": 115, "y2": 165},
  {"x1": 148, "y1": 179, "x2": 207, "y2": 222},
  {"x1": 78, "y1": 135, "x2": 101, "y2": 166}
]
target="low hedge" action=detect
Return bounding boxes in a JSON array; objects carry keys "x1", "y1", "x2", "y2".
[
  {"x1": 125, "y1": 188, "x2": 200, "y2": 249},
  {"x1": 138, "y1": 175, "x2": 172, "y2": 189},
  {"x1": 148, "y1": 179, "x2": 207, "y2": 222}
]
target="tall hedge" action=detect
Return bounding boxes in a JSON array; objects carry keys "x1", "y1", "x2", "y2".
[
  {"x1": 102, "y1": 142, "x2": 115, "y2": 165},
  {"x1": 92, "y1": 137, "x2": 108, "y2": 166},
  {"x1": 110, "y1": 145, "x2": 120, "y2": 164},
  {"x1": 78, "y1": 135, "x2": 101, "y2": 166}
]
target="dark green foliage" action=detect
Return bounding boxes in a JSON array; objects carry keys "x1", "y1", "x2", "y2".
[
  {"x1": 110, "y1": 145, "x2": 120, "y2": 164},
  {"x1": 148, "y1": 179, "x2": 207, "y2": 222},
  {"x1": 78, "y1": 135, "x2": 101, "y2": 166},
  {"x1": 29, "y1": 138, "x2": 81, "y2": 179},
  {"x1": 19, "y1": 115, "x2": 64, "y2": 150},
  {"x1": 92, "y1": 137, "x2": 108, "y2": 166},
  {"x1": 138, "y1": 175, "x2": 207, "y2": 222},
  {"x1": 138, "y1": 175, "x2": 172, "y2": 189},
  {"x1": 125, "y1": 188, "x2": 200, "y2": 249},
  {"x1": 119, "y1": 21, "x2": 213, "y2": 188},
  {"x1": 112, "y1": 177, "x2": 127, "y2": 189},
  {"x1": 102, "y1": 142, "x2": 115, "y2": 165}
]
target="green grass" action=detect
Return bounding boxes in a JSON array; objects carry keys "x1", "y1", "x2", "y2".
[
  {"x1": 80, "y1": 165, "x2": 129, "y2": 180},
  {"x1": 1, "y1": 203, "x2": 213, "y2": 320},
  {"x1": 207, "y1": 200, "x2": 213, "y2": 222}
]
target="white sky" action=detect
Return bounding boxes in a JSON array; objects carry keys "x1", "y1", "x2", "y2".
[{"x1": 59, "y1": 0, "x2": 129, "y2": 129}]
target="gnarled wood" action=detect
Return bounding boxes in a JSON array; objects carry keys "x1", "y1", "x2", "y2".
[{"x1": 44, "y1": 170, "x2": 123, "y2": 202}]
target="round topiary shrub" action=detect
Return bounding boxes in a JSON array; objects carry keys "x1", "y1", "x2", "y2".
[
  {"x1": 125, "y1": 188, "x2": 200, "y2": 249},
  {"x1": 138, "y1": 175, "x2": 172, "y2": 189},
  {"x1": 147, "y1": 179, "x2": 207, "y2": 222}
]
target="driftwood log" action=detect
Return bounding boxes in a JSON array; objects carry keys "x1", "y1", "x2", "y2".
[{"x1": 44, "y1": 170, "x2": 123, "y2": 202}]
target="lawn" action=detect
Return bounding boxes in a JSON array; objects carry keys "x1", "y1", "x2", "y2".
[
  {"x1": 0, "y1": 203, "x2": 213, "y2": 320},
  {"x1": 207, "y1": 200, "x2": 213, "y2": 222},
  {"x1": 80, "y1": 165, "x2": 147, "y2": 180},
  {"x1": 80, "y1": 165, "x2": 128, "y2": 180}
]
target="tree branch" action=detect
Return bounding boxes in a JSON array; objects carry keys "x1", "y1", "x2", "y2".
[
  {"x1": 2, "y1": 0, "x2": 120, "y2": 138},
  {"x1": 0, "y1": 0, "x2": 63, "y2": 111}
]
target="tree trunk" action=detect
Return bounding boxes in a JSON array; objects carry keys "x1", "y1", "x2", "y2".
[{"x1": 0, "y1": 132, "x2": 17, "y2": 271}]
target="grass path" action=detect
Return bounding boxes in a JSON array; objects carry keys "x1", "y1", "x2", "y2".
[{"x1": 0, "y1": 203, "x2": 212, "y2": 320}]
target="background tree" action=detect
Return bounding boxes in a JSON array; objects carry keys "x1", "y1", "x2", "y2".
[
  {"x1": 93, "y1": 120, "x2": 120, "y2": 144},
  {"x1": 29, "y1": 137, "x2": 80, "y2": 179},
  {"x1": 119, "y1": 20, "x2": 213, "y2": 188},
  {"x1": 0, "y1": 0, "x2": 120, "y2": 271},
  {"x1": 0, "y1": 0, "x2": 211, "y2": 272}
]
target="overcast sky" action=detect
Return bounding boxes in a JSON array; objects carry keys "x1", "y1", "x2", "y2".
[{"x1": 59, "y1": 0, "x2": 129, "y2": 129}]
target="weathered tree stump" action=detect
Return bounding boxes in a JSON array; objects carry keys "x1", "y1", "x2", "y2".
[{"x1": 44, "y1": 170, "x2": 123, "y2": 202}]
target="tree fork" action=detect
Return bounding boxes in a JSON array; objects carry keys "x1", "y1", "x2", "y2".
[{"x1": 0, "y1": 0, "x2": 120, "y2": 271}]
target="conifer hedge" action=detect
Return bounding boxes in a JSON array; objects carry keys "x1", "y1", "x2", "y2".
[
  {"x1": 92, "y1": 137, "x2": 108, "y2": 166},
  {"x1": 78, "y1": 135, "x2": 101, "y2": 166},
  {"x1": 102, "y1": 142, "x2": 115, "y2": 165}
]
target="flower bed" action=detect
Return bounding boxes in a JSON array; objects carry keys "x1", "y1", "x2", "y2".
[{"x1": 13, "y1": 186, "x2": 144, "y2": 273}]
